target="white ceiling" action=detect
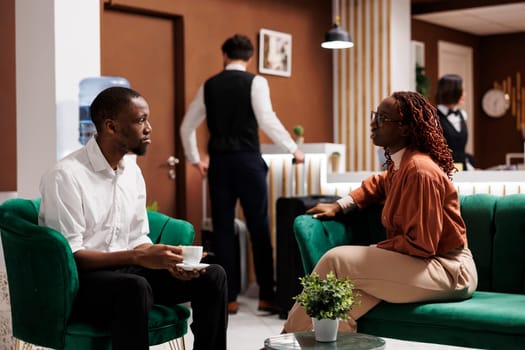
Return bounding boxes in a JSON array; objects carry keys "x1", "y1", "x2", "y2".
[{"x1": 413, "y1": 2, "x2": 525, "y2": 35}]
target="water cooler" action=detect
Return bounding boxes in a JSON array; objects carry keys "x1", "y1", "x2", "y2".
[{"x1": 78, "y1": 77, "x2": 130, "y2": 145}]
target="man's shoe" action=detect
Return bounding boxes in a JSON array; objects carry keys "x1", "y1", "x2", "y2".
[
  {"x1": 228, "y1": 301, "x2": 239, "y2": 314},
  {"x1": 258, "y1": 300, "x2": 279, "y2": 314}
]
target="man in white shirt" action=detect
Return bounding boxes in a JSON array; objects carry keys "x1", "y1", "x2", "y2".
[
  {"x1": 39, "y1": 87, "x2": 227, "y2": 350},
  {"x1": 180, "y1": 34, "x2": 304, "y2": 314}
]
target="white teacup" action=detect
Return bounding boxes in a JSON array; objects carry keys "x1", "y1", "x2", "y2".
[{"x1": 181, "y1": 245, "x2": 203, "y2": 266}]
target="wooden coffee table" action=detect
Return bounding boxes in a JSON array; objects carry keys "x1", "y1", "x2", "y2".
[{"x1": 264, "y1": 332, "x2": 386, "y2": 349}]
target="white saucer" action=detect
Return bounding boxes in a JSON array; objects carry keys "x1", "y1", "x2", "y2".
[{"x1": 176, "y1": 263, "x2": 209, "y2": 271}]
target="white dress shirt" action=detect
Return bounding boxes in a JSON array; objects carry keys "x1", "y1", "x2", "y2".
[
  {"x1": 180, "y1": 63, "x2": 298, "y2": 164},
  {"x1": 38, "y1": 137, "x2": 152, "y2": 253},
  {"x1": 437, "y1": 104, "x2": 467, "y2": 133}
]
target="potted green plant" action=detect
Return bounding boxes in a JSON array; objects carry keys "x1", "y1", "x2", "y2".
[
  {"x1": 146, "y1": 200, "x2": 158, "y2": 212},
  {"x1": 294, "y1": 271, "x2": 360, "y2": 342},
  {"x1": 415, "y1": 63, "x2": 431, "y2": 98},
  {"x1": 292, "y1": 124, "x2": 304, "y2": 144}
]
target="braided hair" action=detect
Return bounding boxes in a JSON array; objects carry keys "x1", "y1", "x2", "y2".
[{"x1": 391, "y1": 91, "x2": 456, "y2": 178}]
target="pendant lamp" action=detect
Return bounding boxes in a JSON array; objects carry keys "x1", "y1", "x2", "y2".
[{"x1": 321, "y1": 15, "x2": 353, "y2": 49}]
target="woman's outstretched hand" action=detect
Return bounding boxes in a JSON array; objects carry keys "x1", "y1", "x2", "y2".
[{"x1": 306, "y1": 202, "x2": 341, "y2": 219}]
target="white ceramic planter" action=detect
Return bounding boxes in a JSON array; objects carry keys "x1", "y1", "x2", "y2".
[{"x1": 312, "y1": 318, "x2": 339, "y2": 342}]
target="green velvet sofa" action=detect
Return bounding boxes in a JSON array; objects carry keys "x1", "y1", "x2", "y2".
[
  {"x1": 0, "y1": 198, "x2": 193, "y2": 350},
  {"x1": 293, "y1": 193, "x2": 525, "y2": 349}
]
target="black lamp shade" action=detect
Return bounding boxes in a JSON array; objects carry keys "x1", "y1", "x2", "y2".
[{"x1": 321, "y1": 24, "x2": 354, "y2": 49}]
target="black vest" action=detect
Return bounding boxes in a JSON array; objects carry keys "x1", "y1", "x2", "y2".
[
  {"x1": 204, "y1": 70, "x2": 259, "y2": 155},
  {"x1": 438, "y1": 109, "x2": 468, "y2": 167}
]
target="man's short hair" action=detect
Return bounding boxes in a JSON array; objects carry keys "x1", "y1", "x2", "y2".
[
  {"x1": 221, "y1": 34, "x2": 254, "y2": 61},
  {"x1": 90, "y1": 87, "x2": 142, "y2": 132}
]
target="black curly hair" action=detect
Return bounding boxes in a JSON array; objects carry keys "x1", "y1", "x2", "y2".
[
  {"x1": 90, "y1": 86, "x2": 142, "y2": 133},
  {"x1": 221, "y1": 34, "x2": 254, "y2": 61},
  {"x1": 388, "y1": 91, "x2": 456, "y2": 178}
]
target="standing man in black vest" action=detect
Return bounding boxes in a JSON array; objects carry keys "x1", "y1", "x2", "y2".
[{"x1": 181, "y1": 34, "x2": 305, "y2": 315}]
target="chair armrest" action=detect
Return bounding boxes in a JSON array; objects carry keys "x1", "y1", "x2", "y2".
[
  {"x1": 0, "y1": 210, "x2": 78, "y2": 348},
  {"x1": 147, "y1": 211, "x2": 195, "y2": 246},
  {"x1": 159, "y1": 217, "x2": 195, "y2": 246},
  {"x1": 294, "y1": 215, "x2": 352, "y2": 274}
]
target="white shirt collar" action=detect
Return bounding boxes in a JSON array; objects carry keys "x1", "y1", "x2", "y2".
[
  {"x1": 437, "y1": 105, "x2": 450, "y2": 116},
  {"x1": 390, "y1": 148, "x2": 406, "y2": 170},
  {"x1": 225, "y1": 63, "x2": 247, "y2": 71},
  {"x1": 86, "y1": 137, "x2": 126, "y2": 174}
]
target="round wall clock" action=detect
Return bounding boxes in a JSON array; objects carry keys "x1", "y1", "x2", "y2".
[{"x1": 482, "y1": 88, "x2": 509, "y2": 118}]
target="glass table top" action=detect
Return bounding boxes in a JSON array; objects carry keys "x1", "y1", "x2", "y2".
[{"x1": 264, "y1": 332, "x2": 386, "y2": 349}]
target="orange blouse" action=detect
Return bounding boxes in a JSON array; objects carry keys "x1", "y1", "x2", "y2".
[{"x1": 349, "y1": 149, "x2": 466, "y2": 258}]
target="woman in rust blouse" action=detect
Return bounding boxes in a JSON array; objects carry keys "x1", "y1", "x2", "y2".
[{"x1": 283, "y1": 91, "x2": 478, "y2": 332}]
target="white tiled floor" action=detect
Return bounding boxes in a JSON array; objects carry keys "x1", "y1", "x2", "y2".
[{"x1": 175, "y1": 283, "x2": 483, "y2": 350}]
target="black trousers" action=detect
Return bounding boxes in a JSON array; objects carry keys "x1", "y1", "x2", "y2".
[
  {"x1": 72, "y1": 264, "x2": 228, "y2": 350},
  {"x1": 208, "y1": 152, "x2": 275, "y2": 302}
]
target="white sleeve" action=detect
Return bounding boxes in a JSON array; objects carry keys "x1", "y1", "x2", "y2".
[
  {"x1": 180, "y1": 85, "x2": 206, "y2": 164},
  {"x1": 251, "y1": 76, "x2": 298, "y2": 154},
  {"x1": 336, "y1": 195, "x2": 357, "y2": 214},
  {"x1": 38, "y1": 168, "x2": 86, "y2": 253}
]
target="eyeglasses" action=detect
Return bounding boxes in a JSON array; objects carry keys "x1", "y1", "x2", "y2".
[{"x1": 370, "y1": 111, "x2": 404, "y2": 128}]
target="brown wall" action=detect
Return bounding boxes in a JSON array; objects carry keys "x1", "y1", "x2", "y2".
[
  {"x1": 0, "y1": 0, "x2": 17, "y2": 191},
  {"x1": 412, "y1": 19, "x2": 480, "y2": 105},
  {"x1": 109, "y1": 0, "x2": 333, "y2": 231},
  {"x1": 478, "y1": 33, "x2": 525, "y2": 168},
  {"x1": 1, "y1": 0, "x2": 332, "y2": 229},
  {"x1": 412, "y1": 19, "x2": 525, "y2": 169}
]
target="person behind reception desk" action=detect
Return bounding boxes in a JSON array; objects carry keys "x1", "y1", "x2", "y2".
[
  {"x1": 283, "y1": 91, "x2": 477, "y2": 333},
  {"x1": 435, "y1": 74, "x2": 476, "y2": 170},
  {"x1": 180, "y1": 34, "x2": 305, "y2": 315}
]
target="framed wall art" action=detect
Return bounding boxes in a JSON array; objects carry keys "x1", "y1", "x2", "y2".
[{"x1": 258, "y1": 28, "x2": 292, "y2": 77}]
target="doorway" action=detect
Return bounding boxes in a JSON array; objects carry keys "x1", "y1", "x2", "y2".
[{"x1": 101, "y1": 5, "x2": 186, "y2": 218}]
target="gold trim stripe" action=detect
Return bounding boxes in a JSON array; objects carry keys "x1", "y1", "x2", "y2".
[
  {"x1": 281, "y1": 158, "x2": 287, "y2": 195},
  {"x1": 386, "y1": 0, "x2": 392, "y2": 95},
  {"x1": 308, "y1": 160, "x2": 313, "y2": 195},
  {"x1": 345, "y1": 0, "x2": 351, "y2": 172},
  {"x1": 352, "y1": 0, "x2": 359, "y2": 170},
  {"x1": 370, "y1": 0, "x2": 374, "y2": 169},
  {"x1": 378, "y1": 0, "x2": 384, "y2": 100},
  {"x1": 360, "y1": 0, "x2": 366, "y2": 170}
]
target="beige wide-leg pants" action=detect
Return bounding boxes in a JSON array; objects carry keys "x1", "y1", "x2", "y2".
[{"x1": 283, "y1": 245, "x2": 477, "y2": 333}]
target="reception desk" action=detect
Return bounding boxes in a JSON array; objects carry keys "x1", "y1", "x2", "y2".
[
  {"x1": 325, "y1": 170, "x2": 525, "y2": 196},
  {"x1": 262, "y1": 143, "x2": 525, "y2": 199},
  {"x1": 262, "y1": 143, "x2": 525, "y2": 248}
]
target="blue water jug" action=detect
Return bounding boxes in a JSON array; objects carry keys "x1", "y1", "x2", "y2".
[{"x1": 78, "y1": 76, "x2": 130, "y2": 145}]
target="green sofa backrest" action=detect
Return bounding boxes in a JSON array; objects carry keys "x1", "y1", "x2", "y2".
[
  {"x1": 0, "y1": 198, "x2": 41, "y2": 224},
  {"x1": 340, "y1": 193, "x2": 525, "y2": 294},
  {"x1": 0, "y1": 199, "x2": 79, "y2": 348},
  {"x1": 489, "y1": 194, "x2": 525, "y2": 294}
]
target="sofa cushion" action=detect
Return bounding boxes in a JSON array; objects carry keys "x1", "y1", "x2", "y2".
[
  {"x1": 492, "y1": 194, "x2": 525, "y2": 294},
  {"x1": 459, "y1": 194, "x2": 497, "y2": 292},
  {"x1": 359, "y1": 291, "x2": 525, "y2": 349}
]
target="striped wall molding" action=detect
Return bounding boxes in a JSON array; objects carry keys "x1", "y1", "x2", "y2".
[{"x1": 333, "y1": 0, "x2": 393, "y2": 172}]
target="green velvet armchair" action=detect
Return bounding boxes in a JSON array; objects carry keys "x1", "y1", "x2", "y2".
[{"x1": 0, "y1": 198, "x2": 194, "y2": 350}]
